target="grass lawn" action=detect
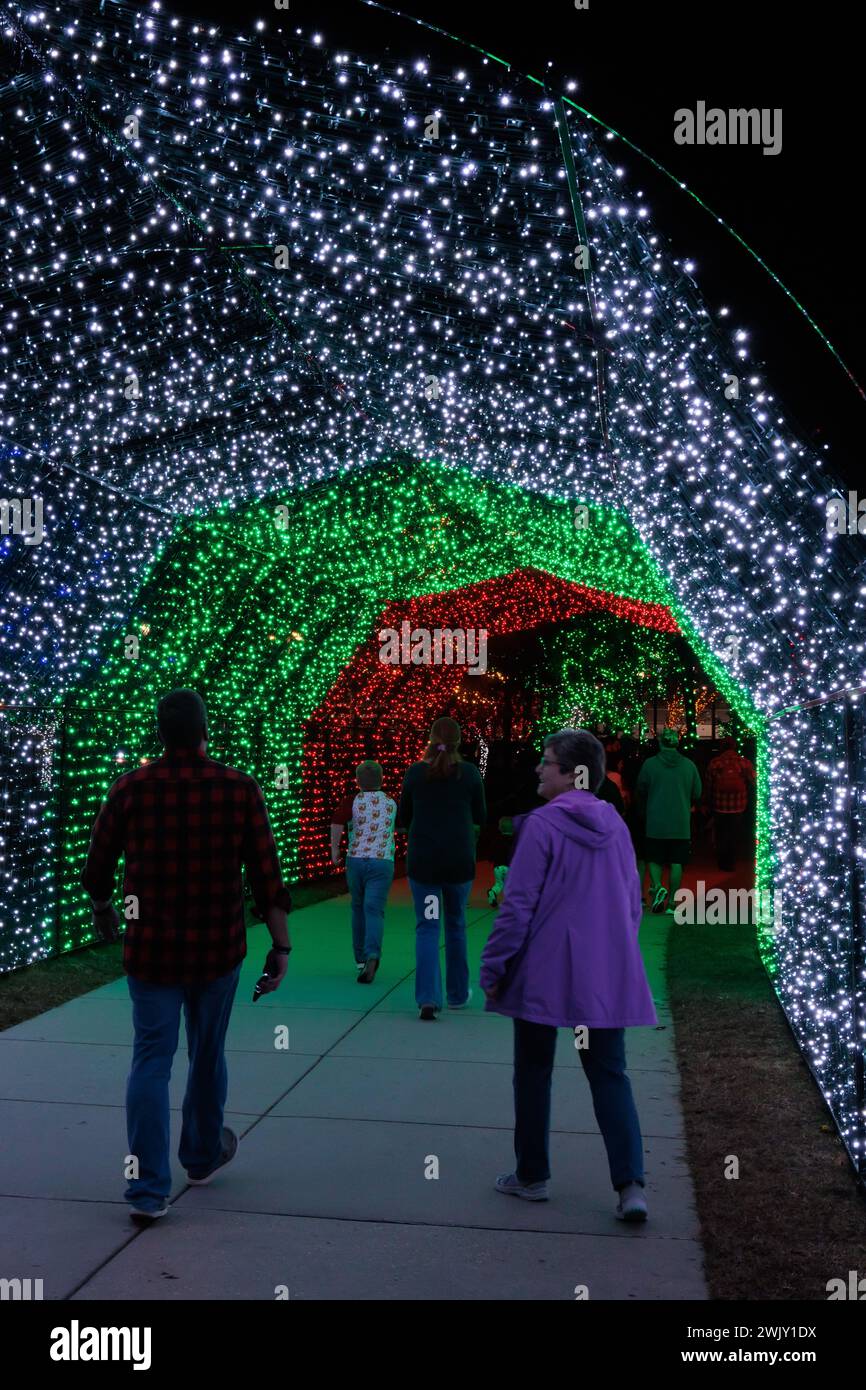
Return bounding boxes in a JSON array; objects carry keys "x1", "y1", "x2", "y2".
[
  {"x1": 0, "y1": 878, "x2": 345, "y2": 1033},
  {"x1": 667, "y1": 919, "x2": 866, "y2": 1299}
]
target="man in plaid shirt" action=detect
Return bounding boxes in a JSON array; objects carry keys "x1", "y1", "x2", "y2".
[
  {"x1": 704, "y1": 736, "x2": 756, "y2": 872},
  {"x1": 82, "y1": 689, "x2": 292, "y2": 1222}
]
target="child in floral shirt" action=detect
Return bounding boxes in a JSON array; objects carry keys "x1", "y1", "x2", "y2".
[{"x1": 330, "y1": 762, "x2": 396, "y2": 983}]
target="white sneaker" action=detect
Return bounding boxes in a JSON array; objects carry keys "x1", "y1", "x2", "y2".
[
  {"x1": 615, "y1": 1182, "x2": 648, "y2": 1222},
  {"x1": 495, "y1": 1172, "x2": 549, "y2": 1201},
  {"x1": 651, "y1": 887, "x2": 668, "y2": 914},
  {"x1": 448, "y1": 988, "x2": 473, "y2": 1009}
]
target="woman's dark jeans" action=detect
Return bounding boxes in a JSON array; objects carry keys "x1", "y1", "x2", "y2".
[{"x1": 513, "y1": 1017, "x2": 645, "y2": 1191}]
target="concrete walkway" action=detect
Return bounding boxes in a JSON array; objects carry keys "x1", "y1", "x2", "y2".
[{"x1": 0, "y1": 876, "x2": 707, "y2": 1300}]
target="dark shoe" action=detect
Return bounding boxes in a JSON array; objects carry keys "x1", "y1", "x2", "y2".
[
  {"x1": 651, "y1": 886, "x2": 668, "y2": 914},
  {"x1": 186, "y1": 1126, "x2": 238, "y2": 1185},
  {"x1": 129, "y1": 1199, "x2": 170, "y2": 1224},
  {"x1": 419, "y1": 1005, "x2": 437, "y2": 1021},
  {"x1": 358, "y1": 958, "x2": 379, "y2": 984}
]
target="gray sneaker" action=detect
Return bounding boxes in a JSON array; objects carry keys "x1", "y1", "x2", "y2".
[
  {"x1": 448, "y1": 988, "x2": 473, "y2": 1009},
  {"x1": 129, "y1": 1199, "x2": 170, "y2": 1224},
  {"x1": 187, "y1": 1127, "x2": 238, "y2": 1185},
  {"x1": 616, "y1": 1182, "x2": 648, "y2": 1222},
  {"x1": 495, "y1": 1172, "x2": 549, "y2": 1201}
]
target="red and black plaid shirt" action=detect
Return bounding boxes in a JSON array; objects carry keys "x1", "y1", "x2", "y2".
[
  {"x1": 81, "y1": 747, "x2": 292, "y2": 985},
  {"x1": 705, "y1": 750, "x2": 756, "y2": 815}
]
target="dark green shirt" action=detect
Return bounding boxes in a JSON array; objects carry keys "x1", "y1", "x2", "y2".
[{"x1": 398, "y1": 761, "x2": 486, "y2": 884}]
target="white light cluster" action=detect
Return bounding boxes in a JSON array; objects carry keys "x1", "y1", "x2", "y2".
[{"x1": 0, "y1": 1, "x2": 863, "y2": 1160}]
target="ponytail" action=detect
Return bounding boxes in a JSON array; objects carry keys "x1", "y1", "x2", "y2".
[{"x1": 423, "y1": 716, "x2": 463, "y2": 781}]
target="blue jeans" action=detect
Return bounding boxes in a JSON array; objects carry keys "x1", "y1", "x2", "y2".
[
  {"x1": 346, "y1": 857, "x2": 393, "y2": 962},
  {"x1": 125, "y1": 963, "x2": 241, "y2": 1212},
  {"x1": 513, "y1": 1018, "x2": 645, "y2": 1191},
  {"x1": 408, "y1": 878, "x2": 473, "y2": 1008}
]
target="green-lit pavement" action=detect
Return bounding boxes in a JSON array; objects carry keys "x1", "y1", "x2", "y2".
[{"x1": 0, "y1": 874, "x2": 707, "y2": 1300}]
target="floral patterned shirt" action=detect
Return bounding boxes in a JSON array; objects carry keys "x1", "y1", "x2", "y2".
[{"x1": 331, "y1": 790, "x2": 397, "y2": 860}]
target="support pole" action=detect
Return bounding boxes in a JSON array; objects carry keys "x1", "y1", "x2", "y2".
[
  {"x1": 53, "y1": 700, "x2": 69, "y2": 958},
  {"x1": 684, "y1": 654, "x2": 698, "y2": 751},
  {"x1": 843, "y1": 694, "x2": 866, "y2": 1183}
]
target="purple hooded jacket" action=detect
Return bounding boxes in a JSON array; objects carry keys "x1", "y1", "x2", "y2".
[{"x1": 479, "y1": 789, "x2": 658, "y2": 1029}]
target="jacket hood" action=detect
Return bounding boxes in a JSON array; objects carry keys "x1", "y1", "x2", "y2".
[
  {"x1": 536, "y1": 789, "x2": 620, "y2": 849},
  {"x1": 657, "y1": 747, "x2": 681, "y2": 768}
]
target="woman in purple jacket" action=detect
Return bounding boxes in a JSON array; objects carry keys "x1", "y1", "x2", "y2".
[{"x1": 479, "y1": 728, "x2": 657, "y2": 1222}]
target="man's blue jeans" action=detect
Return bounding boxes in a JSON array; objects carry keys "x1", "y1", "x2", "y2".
[
  {"x1": 346, "y1": 857, "x2": 393, "y2": 962},
  {"x1": 125, "y1": 963, "x2": 241, "y2": 1212},
  {"x1": 512, "y1": 1018, "x2": 645, "y2": 1191},
  {"x1": 408, "y1": 878, "x2": 473, "y2": 1008}
]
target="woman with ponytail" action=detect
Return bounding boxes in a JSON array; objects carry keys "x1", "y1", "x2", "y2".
[{"x1": 397, "y1": 717, "x2": 487, "y2": 1020}]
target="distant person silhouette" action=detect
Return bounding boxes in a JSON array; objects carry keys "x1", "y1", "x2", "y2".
[
  {"x1": 635, "y1": 728, "x2": 702, "y2": 914},
  {"x1": 330, "y1": 761, "x2": 396, "y2": 982},
  {"x1": 704, "y1": 737, "x2": 755, "y2": 871},
  {"x1": 398, "y1": 717, "x2": 486, "y2": 1020}
]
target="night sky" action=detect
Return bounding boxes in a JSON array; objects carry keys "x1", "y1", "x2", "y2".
[{"x1": 151, "y1": 0, "x2": 864, "y2": 490}]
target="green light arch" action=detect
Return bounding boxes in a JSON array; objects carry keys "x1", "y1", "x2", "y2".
[{"x1": 53, "y1": 457, "x2": 770, "y2": 963}]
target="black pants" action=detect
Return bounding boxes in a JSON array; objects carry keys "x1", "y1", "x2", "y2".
[
  {"x1": 715, "y1": 812, "x2": 742, "y2": 871},
  {"x1": 512, "y1": 1018, "x2": 645, "y2": 1190}
]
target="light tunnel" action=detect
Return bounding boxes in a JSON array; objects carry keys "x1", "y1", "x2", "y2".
[
  {"x1": 52, "y1": 456, "x2": 767, "y2": 958},
  {"x1": 0, "y1": 0, "x2": 862, "y2": 1181},
  {"x1": 300, "y1": 568, "x2": 680, "y2": 876}
]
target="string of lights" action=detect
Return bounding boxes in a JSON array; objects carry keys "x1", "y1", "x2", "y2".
[{"x1": 0, "y1": 1, "x2": 862, "y2": 1169}]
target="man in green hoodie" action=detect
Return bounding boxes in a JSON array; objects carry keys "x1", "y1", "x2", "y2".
[{"x1": 635, "y1": 728, "x2": 702, "y2": 914}]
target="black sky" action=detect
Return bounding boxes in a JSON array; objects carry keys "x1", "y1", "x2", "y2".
[{"x1": 137, "y1": 0, "x2": 866, "y2": 488}]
